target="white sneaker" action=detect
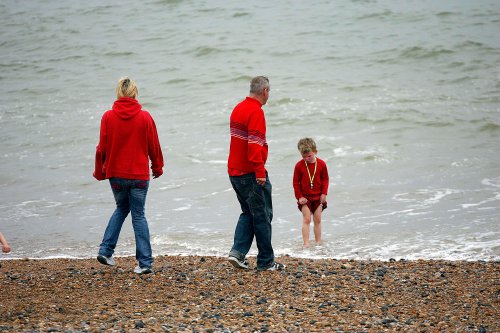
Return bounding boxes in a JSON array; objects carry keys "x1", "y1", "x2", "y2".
[
  {"x1": 97, "y1": 255, "x2": 115, "y2": 266},
  {"x1": 134, "y1": 266, "x2": 152, "y2": 274},
  {"x1": 228, "y1": 256, "x2": 249, "y2": 269}
]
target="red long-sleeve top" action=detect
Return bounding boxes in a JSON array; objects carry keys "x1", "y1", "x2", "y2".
[
  {"x1": 228, "y1": 97, "x2": 268, "y2": 178},
  {"x1": 293, "y1": 157, "x2": 329, "y2": 201},
  {"x1": 94, "y1": 97, "x2": 164, "y2": 181}
]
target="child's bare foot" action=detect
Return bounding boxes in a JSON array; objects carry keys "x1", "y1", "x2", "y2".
[{"x1": 303, "y1": 242, "x2": 310, "y2": 248}]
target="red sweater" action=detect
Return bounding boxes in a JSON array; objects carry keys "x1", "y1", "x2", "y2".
[
  {"x1": 94, "y1": 97, "x2": 164, "y2": 181},
  {"x1": 228, "y1": 97, "x2": 268, "y2": 178},
  {"x1": 293, "y1": 157, "x2": 329, "y2": 201}
]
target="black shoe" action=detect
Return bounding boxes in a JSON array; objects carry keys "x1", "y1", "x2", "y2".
[{"x1": 257, "y1": 262, "x2": 285, "y2": 271}]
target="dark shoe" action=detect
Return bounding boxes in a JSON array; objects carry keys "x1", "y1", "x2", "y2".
[
  {"x1": 257, "y1": 262, "x2": 285, "y2": 271},
  {"x1": 97, "y1": 255, "x2": 115, "y2": 266},
  {"x1": 228, "y1": 256, "x2": 249, "y2": 269}
]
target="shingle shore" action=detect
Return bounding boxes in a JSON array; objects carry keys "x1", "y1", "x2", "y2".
[{"x1": 1, "y1": 256, "x2": 498, "y2": 332}]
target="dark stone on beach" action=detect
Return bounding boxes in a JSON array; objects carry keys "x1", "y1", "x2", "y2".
[
  {"x1": 161, "y1": 324, "x2": 172, "y2": 332},
  {"x1": 243, "y1": 312, "x2": 253, "y2": 317},
  {"x1": 374, "y1": 267, "x2": 388, "y2": 277},
  {"x1": 478, "y1": 302, "x2": 492, "y2": 307},
  {"x1": 135, "y1": 320, "x2": 145, "y2": 329},
  {"x1": 256, "y1": 297, "x2": 268, "y2": 304},
  {"x1": 478, "y1": 326, "x2": 487, "y2": 333},
  {"x1": 389, "y1": 258, "x2": 396, "y2": 262},
  {"x1": 200, "y1": 257, "x2": 206, "y2": 262}
]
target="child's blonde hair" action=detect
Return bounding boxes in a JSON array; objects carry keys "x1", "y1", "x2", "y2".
[
  {"x1": 297, "y1": 138, "x2": 317, "y2": 154},
  {"x1": 116, "y1": 76, "x2": 138, "y2": 99}
]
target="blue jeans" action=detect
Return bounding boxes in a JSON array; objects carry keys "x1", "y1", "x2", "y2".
[
  {"x1": 98, "y1": 178, "x2": 153, "y2": 268},
  {"x1": 229, "y1": 173, "x2": 274, "y2": 269}
]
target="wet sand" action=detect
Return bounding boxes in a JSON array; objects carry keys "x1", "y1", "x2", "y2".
[{"x1": 1, "y1": 256, "x2": 498, "y2": 332}]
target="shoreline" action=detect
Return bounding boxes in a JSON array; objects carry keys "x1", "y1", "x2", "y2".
[
  {"x1": 1, "y1": 255, "x2": 498, "y2": 332},
  {"x1": 2, "y1": 253, "x2": 498, "y2": 262}
]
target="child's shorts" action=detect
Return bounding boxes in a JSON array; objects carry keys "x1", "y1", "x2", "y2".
[{"x1": 298, "y1": 200, "x2": 327, "y2": 213}]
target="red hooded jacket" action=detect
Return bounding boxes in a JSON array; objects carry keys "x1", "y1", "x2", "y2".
[{"x1": 93, "y1": 97, "x2": 163, "y2": 181}]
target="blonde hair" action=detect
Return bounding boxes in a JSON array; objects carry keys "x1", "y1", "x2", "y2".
[
  {"x1": 116, "y1": 76, "x2": 138, "y2": 99},
  {"x1": 297, "y1": 138, "x2": 317, "y2": 154}
]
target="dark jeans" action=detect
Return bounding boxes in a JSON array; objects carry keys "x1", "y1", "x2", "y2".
[
  {"x1": 98, "y1": 178, "x2": 153, "y2": 268},
  {"x1": 229, "y1": 173, "x2": 274, "y2": 269}
]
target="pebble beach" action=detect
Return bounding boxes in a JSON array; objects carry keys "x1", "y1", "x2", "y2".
[{"x1": 1, "y1": 256, "x2": 498, "y2": 332}]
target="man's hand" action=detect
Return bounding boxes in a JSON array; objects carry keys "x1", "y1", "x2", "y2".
[{"x1": 256, "y1": 177, "x2": 266, "y2": 186}]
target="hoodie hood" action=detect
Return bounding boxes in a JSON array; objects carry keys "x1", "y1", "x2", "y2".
[{"x1": 112, "y1": 97, "x2": 142, "y2": 120}]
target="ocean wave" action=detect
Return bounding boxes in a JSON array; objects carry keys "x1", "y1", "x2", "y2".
[
  {"x1": 436, "y1": 11, "x2": 456, "y2": 18},
  {"x1": 399, "y1": 46, "x2": 455, "y2": 60},
  {"x1": 357, "y1": 10, "x2": 394, "y2": 20},
  {"x1": 478, "y1": 122, "x2": 500, "y2": 132},
  {"x1": 232, "y1": 12, "x2": 250, "y2": 18}
]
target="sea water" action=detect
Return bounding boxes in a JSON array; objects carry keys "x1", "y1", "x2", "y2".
[{"x1": 1, "y1": 0, "x2": 499, "y2": 261}]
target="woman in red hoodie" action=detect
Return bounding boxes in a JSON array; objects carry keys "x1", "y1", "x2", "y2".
[{"x1": 93, "y1": 77, "x2": 164, "y2": 274}]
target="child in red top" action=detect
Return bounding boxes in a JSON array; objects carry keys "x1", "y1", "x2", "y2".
[{"x1": 293, "y1": 138, "x2": 329, "y2": 247}]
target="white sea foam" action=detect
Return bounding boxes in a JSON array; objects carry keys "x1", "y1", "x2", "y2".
[
  {"x1": 173, "y1": 204, "x2": 192, "y2": 211},
  {"x1": 206, "y1": 160, "x2": 226, "y2": 164},
  {"x1": 461, "y1": 192, "x2": 500, "y2": 209},
  {"x1": 482, "y1": 177, "x2": 500, "y2": 188}
]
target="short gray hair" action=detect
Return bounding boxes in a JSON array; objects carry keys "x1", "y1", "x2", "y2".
[{"x1": 249, "y1": 76, "x2": 269, "y2": 94}]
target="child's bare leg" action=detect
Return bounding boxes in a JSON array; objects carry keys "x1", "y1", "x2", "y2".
[
  {"x1": 313, "y1": 205, "x2": 323, "y2": 244},
  {"x1": 301, "y1": 205, "x2": 312, "y2": 247}
]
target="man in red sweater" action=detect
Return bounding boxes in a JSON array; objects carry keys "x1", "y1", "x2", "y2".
[{"x1": 227, "y1": 76, "x2": 284, "y2": 271}]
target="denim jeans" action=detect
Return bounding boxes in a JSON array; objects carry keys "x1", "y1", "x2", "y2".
[
  {"x1": 229, "y1": 173, "x2": 274, "y2": 269},
  {"x1": 98, "y1": 177, "x2": 153, "y2": 268}
]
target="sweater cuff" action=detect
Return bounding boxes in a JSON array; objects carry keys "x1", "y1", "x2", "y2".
[{"x1": 152, "y1": 168, "x2": 163, "y2": 175}]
